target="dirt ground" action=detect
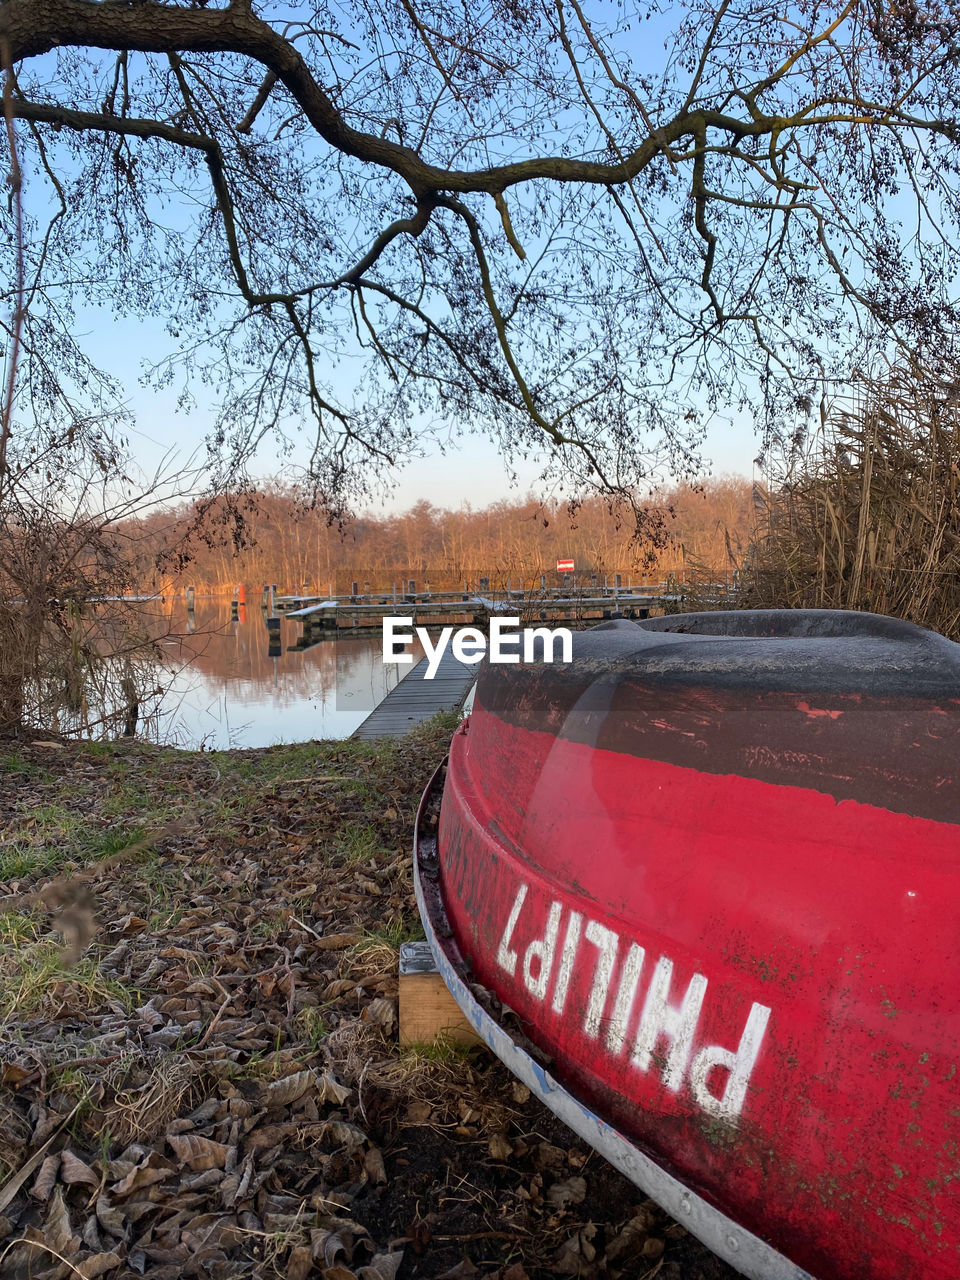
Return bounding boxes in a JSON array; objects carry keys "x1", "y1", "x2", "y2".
[{"x1": 0, "y1": 721, "x2": 739, "y2": 1280}]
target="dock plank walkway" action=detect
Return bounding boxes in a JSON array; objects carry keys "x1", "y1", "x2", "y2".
[{"x1": 352, "y1": 648, "x2": 476, "y2": 739}]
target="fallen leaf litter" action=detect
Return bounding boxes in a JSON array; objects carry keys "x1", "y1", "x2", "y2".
[{"x1": 0, "y1": 722, "x2": 737, "y2": 1279}]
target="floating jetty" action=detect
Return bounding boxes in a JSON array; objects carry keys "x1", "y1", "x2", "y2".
[
  {"x1": 277, "y1": 592, "x2": 683, "y2": 645},
  {"x1": 352, "y1": 648, "x2": 476, "y2": 739}
]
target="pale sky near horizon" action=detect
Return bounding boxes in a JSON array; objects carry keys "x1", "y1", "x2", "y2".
[
  {"x1": 114, "y1": 362, "x2": 760, "y2": 512},
  {"x1": 85, "y1": 309, "x2": 760, "y2": 516}
]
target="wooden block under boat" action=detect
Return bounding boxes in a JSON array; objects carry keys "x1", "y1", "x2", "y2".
[{"x1": 398, "y1": 941, "x2": 481, "y2": 1048}]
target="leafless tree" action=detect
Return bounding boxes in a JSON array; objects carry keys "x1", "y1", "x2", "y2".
[
  {"x1": 0, "y1": 67, "x2": 201, "y2": 738},
  {"x1": 0, "y1": 397, "x2": 206, "y2": 735},
  {"x1": 2, "y1": 0, "x2": 960, "y2": 532}
]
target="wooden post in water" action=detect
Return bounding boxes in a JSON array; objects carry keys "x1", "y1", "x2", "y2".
[{"x1": 120, "y1": 664, "x2": 139, "y2": 739}]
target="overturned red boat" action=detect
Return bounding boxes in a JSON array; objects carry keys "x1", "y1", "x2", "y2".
[{"x1": 414, "y1": 610, "x2": 960, "y2": 1280}]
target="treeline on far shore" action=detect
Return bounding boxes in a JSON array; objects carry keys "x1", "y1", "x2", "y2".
[
  {"x1": 127, "y1": 355, "x2": 959, "y2": 641},
  {"x1": 7, "y1": 357, "x2": 960, "y2": 742},
  {"x1": 132, "y1": 478, "x2": 755, "y2": 595}
]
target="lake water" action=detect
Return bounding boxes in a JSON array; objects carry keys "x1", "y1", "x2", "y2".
[{"x1": 139, "y1": 600, "x2": 425, "y2": 749}]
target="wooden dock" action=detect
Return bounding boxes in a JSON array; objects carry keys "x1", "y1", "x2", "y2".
[
  {"x1": 281, "y1": 593, "x2": 676, "y2": 642},
  {"x1": 287, "y1": 598, "x2": 480, "y2": 641},
  {"x1": 352, "y1": 648, "x2": 476, "y2": 739}
]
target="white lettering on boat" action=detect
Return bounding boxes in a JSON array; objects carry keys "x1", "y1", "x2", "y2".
[
  {"x1": 495, "y1": 882, "x2": 771, "y2": 1120},
  {"x1": 496, "y1": 883, "x2": 526, "y2": 976},
  {"x1": 608, "y1": 941, "x2": 645, "y2": 1056},
  {"x1": 522, "y1": 901, "x2": 562, "y2": 1000},
  {"x1": 690, "y1": 1003, "x2": 771, "y2": 1118},
  {"x1": 583, "y1": 920, "x2": 619, "y2": 1039},
  {"x1": 633, "y1": 956, "x2": 709, "y2": 1091},
  {"x1": 551, "y1": 911, "x2": 582, "y2": 1015}
]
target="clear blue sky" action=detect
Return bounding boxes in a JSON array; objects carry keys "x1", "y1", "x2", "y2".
[
  {"x1": 49, "y1": 9, "x2": 766, "y2": 517},
  {"x1": 19, "y1": 5, "x2": 939, "y2": 518}
]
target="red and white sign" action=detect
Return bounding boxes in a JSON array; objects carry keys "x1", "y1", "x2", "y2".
[{"x1": 556, "y1": 559, "x2": 575, "y2": 572}]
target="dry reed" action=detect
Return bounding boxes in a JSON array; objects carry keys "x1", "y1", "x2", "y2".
[{"x1": 743, "y1": 363, "x2": 960, "y2": 640}]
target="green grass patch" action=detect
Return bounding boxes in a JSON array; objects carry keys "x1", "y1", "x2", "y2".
[
  {"x1": 0, "y1": 939, "x2": 134, "y2": 1019},
  {"x1": 0, "y1": 908, "x2": 49, "y2": 948},
  {"x1": 361, "y1": 917, "x2": 425, "y2": 949},
  {"x1": 80, "y1": 741, "x2": 123, "y2": 758},
  {"x1": 209, "y1": 740, "x2": 348, "y2": 785},
  {"x1": 0, "y1": 822, "x2": 150, "y2": 885},
  {"x1": 294, "y1": 1005, "x2": 329, "y2": 1050},
  {"x1": 101, "y1": 784, "x2": 154, "y2": 818},
  {"x1": 0, "y1": 752, "x2": 51, "y2": 780},
  {"x1": 0, "y1": 844, "x2": 60, "y2": 882},
  {"x1": 251, "y1": 914, "x2": 287, "y2": 939},
  {"x1": 21, "y1": 803, "x2": 86, "y2": 840},
  {"x1": 400, "y1": 1033, "x2": 480, "y2": 1065},
  {"x1": 410, "y1": 708, "x2": 461, "y2": 737},
  {"x1": 334, "y1": 821, "x2": 383, "y2": 863}
]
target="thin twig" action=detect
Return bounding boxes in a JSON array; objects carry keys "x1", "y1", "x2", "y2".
[{"x1": 197, "y1": 992, "x2": 234, "y2": 1047}]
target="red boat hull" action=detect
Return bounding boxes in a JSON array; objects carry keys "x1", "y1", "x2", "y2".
[{"x1": 420, "y1": 612, "x2": 960, "y2": 1280}]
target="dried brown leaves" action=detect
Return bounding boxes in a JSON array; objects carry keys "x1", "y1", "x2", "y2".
[{"x1": 0, "y1": 727, "x2": 730, "y2": 1279}]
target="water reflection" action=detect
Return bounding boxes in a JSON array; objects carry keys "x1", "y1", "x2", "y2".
[{"x1": 143, "y1": 600, "x2": 423, "y2": 749}]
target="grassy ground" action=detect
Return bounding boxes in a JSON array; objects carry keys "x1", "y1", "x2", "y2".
[{"x1": 0, "y1": 718, "x2": 735, "y2": 1280}]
